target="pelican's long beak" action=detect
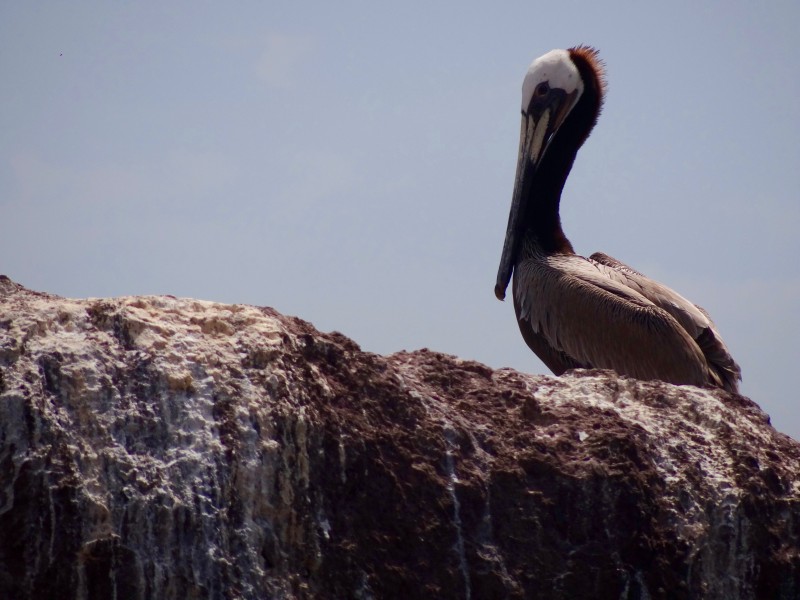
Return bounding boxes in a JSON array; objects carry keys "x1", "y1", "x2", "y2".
[{"x1": 494, "y1": 92, "x2": 577, "y2": 301}]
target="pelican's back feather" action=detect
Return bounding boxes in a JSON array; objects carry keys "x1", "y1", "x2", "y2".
[{"x1": 513, "y1": 249, "x2": 740, "y2": 392}]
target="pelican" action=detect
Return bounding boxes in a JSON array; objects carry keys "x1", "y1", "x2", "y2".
[{"x1": 495, "y1": 46, "x2": 741, "y2": 392}]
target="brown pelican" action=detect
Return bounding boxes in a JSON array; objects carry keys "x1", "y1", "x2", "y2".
[{"x1": 495, "y1": 46, "x2": 741, "y2": 392}]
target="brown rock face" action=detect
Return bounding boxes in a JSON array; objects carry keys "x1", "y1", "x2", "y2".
[{"x1": 0, "y1": 275, "x2": 798, "y2": 599}]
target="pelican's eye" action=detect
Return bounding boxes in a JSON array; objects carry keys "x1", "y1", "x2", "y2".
[{"x1": 535, "y1": 82, "x2": 550, "y2": 97}]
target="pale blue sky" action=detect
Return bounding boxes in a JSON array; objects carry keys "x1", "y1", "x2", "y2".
[{"x1": 2, "y1": 2, "x2": 798, "y2": 439}]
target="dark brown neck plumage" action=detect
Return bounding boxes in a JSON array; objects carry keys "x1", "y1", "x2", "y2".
[{"x1": 523, "y1": 47, "x2": 605, "y2": 256}]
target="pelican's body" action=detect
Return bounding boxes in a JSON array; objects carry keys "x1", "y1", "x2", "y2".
[{"x1": 495, "y1": 47, "x2": 741, "y2": 392}]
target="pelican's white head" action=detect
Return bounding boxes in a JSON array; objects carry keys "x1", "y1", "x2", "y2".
[{"x1": 521, "y1": 49, "x2": 584, "y2": 113}]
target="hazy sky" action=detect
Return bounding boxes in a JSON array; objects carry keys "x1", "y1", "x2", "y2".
[{"x1": 2, "y1": 2, "x2": 798, "y2": 439}]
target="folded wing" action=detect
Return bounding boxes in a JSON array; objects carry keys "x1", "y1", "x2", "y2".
[
  {"x1": 513, "y1": 252, "x2": 740, "y2": 392},
  {"x1": 590, "y1": 252, "x2": 741, "y2": 392}
]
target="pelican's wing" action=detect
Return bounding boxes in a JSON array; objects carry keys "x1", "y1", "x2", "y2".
[
  {"x1": 590, "y1": 252, "x2": 741, "y2": 392},
  {"x1": 589, "y1": 252, "x2": 706, "y2": 334},
  {"x1": 513, "y1": 253, "x2": 717, "y2": 388}
]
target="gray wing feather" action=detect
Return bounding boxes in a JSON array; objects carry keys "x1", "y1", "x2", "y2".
[
  {"x1": 589, "y1": 252, "x2": 741, "y2": 392},
  {"x1": 513, "y1": 253, "x2": 732, "y2": 390}
]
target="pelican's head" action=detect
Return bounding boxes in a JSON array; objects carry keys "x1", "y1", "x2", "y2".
[
  {"x1": 495, "y1": 47, "x2": 602, "y2": 301},
  {"x1": 518, "y1": 50, "x2": 584, "y2": 168}
]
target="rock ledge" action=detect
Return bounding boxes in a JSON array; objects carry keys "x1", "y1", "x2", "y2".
[{"x1": 0, "y1": 276, "x2": 798, "y2": 599}]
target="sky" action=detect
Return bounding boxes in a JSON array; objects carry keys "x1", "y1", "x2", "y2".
[{"x1": 1, "y1": 2, "x2": 798, "y2": 439}]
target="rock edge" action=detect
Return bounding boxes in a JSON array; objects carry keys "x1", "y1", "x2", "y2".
[{"x1": 0, "y1": 276, "x2": 798, "y2": 599}]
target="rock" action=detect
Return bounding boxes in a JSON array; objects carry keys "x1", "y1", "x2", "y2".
[{"x1": 0, "y1": 275, "x2": 798, "y2": 599}]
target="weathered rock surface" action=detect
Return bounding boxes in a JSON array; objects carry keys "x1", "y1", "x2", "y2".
[{"x1": 0, "y1": 275, "x2": 798, "y2": 600}]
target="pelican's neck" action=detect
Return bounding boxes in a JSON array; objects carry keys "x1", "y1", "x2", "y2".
[
  {"x1": 521, "y1": 48, "x2": 604, "y2": 257},
  {"x1": 521, "y1": 145, "x2": 579, "y2": 255}
]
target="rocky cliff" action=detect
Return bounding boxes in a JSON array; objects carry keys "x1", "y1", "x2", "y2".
[{"x1": 0, "y1": 275, "x2": 798, "y2": 599}]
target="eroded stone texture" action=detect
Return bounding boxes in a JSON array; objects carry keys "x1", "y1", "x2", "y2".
[{"x1": 0, "y1": 275, "x2": 798, "y2": 599}]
